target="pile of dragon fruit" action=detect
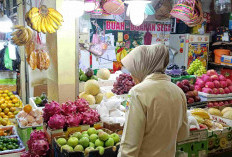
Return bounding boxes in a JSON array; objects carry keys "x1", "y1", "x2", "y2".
[
  {"x1": 21, "y1": 131, "x2": 49, "y2": 157},
  {"x1": 43, "y1": 99, "x2": 100, "y2": 130},
  {"x1": 195, "y1": 69, "x2": 232, "y2": 94}
]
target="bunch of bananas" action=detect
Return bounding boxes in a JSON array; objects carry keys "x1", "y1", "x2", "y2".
[
  {"x1": 11, "y1": 26, "x2": 33, "y2": 46},
  {"x1": 25, "y1": 5, "x2": 63, "y2": 34}
]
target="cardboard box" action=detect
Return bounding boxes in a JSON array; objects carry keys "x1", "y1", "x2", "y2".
[
  {"x1": 221, "y1": 55, "x2": 232, "y2": 66},
  {"x1": 208, "y1": 127, "x2": 232, "y2": 154},
  {"x1": 34, "y1": 84, "x2": 47, "y2": 97}
]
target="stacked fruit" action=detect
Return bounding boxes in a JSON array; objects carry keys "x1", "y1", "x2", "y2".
[
  {"x1": 176, "y1": 80, "x2": 201, "y2": 104},
  {"x1": 195, "y1": 69, "x2": 232, "y2": 94},
  {"x1": 43, "y1": 99, "x2": 100, "y2": 130},
  {"x1": 0, "y1": 90, "x2": 21, "y2": 122},
  {"x1": 34, "y1": 93, "x2": 48, "y2": 107},
  {"x1": 56, "y1": 127, "x2": 120, "y2": 155},
  {"x1": 79, "y1": 80, "x2": 103, "y2": 105},
  {"x1": 25, "y1": 5, "x2": 63, "y2": 34},
  {"x1": 187, "y1": 59, "x2": 207, "y2": 76},
  {"x1": 79, "y1": 68, "x2": 98, "y2": 82},
  {"x1": 112, "y1": 74, "x2": 135, "y2": 95},
  {"x1": 0, "y1": 136, "x2": 20, "y2": 151},
  {"x1": 208, "y1": 107, "x2": 232, "y2": 120},
  {"x1": 207, "y1": 100, "x2": 232, "y2": 108},
  {"x1": 17, "y1": 105, "x2": 43, "y2": 127},
  {"x1": 11, "y1": 25, "x2": 32, "y2": 46}
]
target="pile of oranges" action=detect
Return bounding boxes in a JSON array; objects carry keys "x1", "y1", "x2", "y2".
[{"x1": 0, "y1": 90, "x2": 21, "y2": 121}]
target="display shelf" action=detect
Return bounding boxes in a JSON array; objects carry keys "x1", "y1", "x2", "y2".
[
  {"x1": 212, "y1": 41, "x2": 232, "y2": 46},
  {"x1": 208, "y1": 62, "x2": 232, "y2": 69}
]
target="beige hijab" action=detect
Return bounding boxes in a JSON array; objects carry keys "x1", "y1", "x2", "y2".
[{"x1": 121, "y1": 43, "x2": 169, "y2": 82}]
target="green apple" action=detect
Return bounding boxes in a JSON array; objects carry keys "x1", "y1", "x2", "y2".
[
  {"x1": 89, "y1": 142, "x2": 95, "y2": 148},
  {"x1": 61, "y1": 145, "x2": 73, "y2": 152},
  {"x1": 87, "y1": 128, "x2": 97, "y2": 136},
  {"x1": 79, "y1": 137, "x2": 89, "y2": 148},
  {"x1": 74, "y1": 145, "x2": 84, "y2": 152},
  {"x1": 72, "y1": 132, "x2": 82, "y2": 140},
  {"x1": 97, "y1": 129, "x2": 104, "y2": 134},
  {"x1": 98, "y1": 131, "x2": 109, "y2": 142},
  {"x1": 96, "y1": 146, "x2": 105, "y2": 155},
  {"x1": 67, "y1": 137, "x2": 78, "y2": 148},
  {"x1": 56, "y1": 138, "x2": 67, "y2": 146},
  {"x1": 81, "y1": 134, "x2": 89, "y2": 139},
  {"x1": 95, "y1": 139, "x2": 104, "y2": 147},
  {"x1": 105, "y1": 138, "x2": 114, "y2": 147},
  {"x1": 89, "y1": 134, "x2": 98, "y2": 143},
  {"x1": 110, "y1": 133, "x2": 120, "y2": 143}
]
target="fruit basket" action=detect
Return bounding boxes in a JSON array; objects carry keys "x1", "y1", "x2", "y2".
[
  {"x1": 0, "y1": 135, "x2": 25, "y2": 155},
  {"x1": 54, "y1": 128, "x2": 120, "y2": 157},
  {"x1": 29, "y1": 97, "x2": 44, "y2": 111}
]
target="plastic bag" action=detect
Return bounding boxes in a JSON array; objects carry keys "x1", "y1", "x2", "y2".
[{"x1": 4, "y1": 47, "x2": 13, "y2": 70}]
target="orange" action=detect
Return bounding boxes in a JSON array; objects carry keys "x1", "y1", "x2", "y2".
[
  {"x1": 5, "y1": 97, "x2": 10, "y2": 101},
  {"x1": 1, "y1": 104, "x2": 7, "y2": 110},
  {"x1": 7, "y1": 112, "x2": 13, "y2": 116},
  {"x1": 4, "y1": 108, "x2": 9, "y2": 114},
  {"x1": 0, "y1": 112, "x2": 5, "y2": 117},
  {"x1": 7, "y1": 92, "x2": 13, "y2": 96},
  {"x1": 0, "y1": 99, "x2": 4, "y2": 104},
  {"x1": 9, "y1": 115, "x2": 14, "y2": 118},
  {"x1": 23, "y1": 105, "x2": 32, "y2": 113},
  {"x1": 10, "y1": 107, "x2": 16, "y2": 112},
  {"x1": 14, "y1": 103, "x2": 20, "y2": 107},
  {"x1": 7, "y1": 103, "x2": 13, "y2": 108},
  {"x1": 2, "y1": 94, "x2": 7, "y2": 98},
  {"x1": 0, "y1": 90, "x2": 3, "y2": 94},
  {"x1": 12, "y1": 98, "x2": 19, "y2": 104},
  {"x1": 3, "y1": 115, "x2": 8, "y2": 118},
  {"x1": 10, "y1": 95, "x2": 15, "y2": 100},
  {"x1": 3, "y1": 90, "x2": 9, "y2": 94}
]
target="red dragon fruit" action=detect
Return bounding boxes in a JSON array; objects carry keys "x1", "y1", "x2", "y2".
[
  {"x1": 43, "y1": 101, "x2": 61, "y2": 122},
  {"x1": 30, "y1": 130, "x2": 46, "y2": 140},
  {"x1": 66, "y1": 114, "x2": 82, "y2": 127},
  {"x1": 81, "y1": 109, "x2": 100, "y2": 125},
  {"x1": 30, "y1": 139, "x2": 49, "y2": 156},
  {"x1": 75, "y1": 98, "x2": 90, "y2": 113},
  {"x1": 48, "y1": 114, "x2": 66, "y2": 130},
  {"x1": 61, "y1": 101, "x2": 77, "y2": 115}
]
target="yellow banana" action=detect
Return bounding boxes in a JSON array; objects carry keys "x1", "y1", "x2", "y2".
[
  {"x1": 48, "y1": 8, "x2": 63, "y2": 22},
  {"x1": 36, "y1": 15, "x2": 42, "y2": 33},
  {"x1": 28, "y1": 8, "x2": 39, "y2": 20},
  {"x1": 13, "y1": 25, "x2": 24, "y2": 29},
  {"x1": 11, "y1": 30, "x2": 21, "y2": 36},
  {"x1": 45, "y1": 17, "x2": 56, "y2": 33},
  {"x1": 48, "y1": 13, "x2": 62, "y2": 26},
  {"x1": 41, "y1": 17, "x2": 47, "y2": 34},
  {"x1": 46, "y1": 15, "x2": 58, "y2": 30},
  {"x1": 18, "y1": 28, "x2": 29, "y2": 43},
  {"x1": 44, "y1": 18, "x2": 52, "y2": 33},
  {"x1": 31, "y1": 14, "x2": 41, "y2": 30}
]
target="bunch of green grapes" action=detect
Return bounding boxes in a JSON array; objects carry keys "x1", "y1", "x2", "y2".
[
  {"x1": 187, "y1": 59, "x2": 202, "y2": 75},
  {"x1": 194, "y1": 65, "x2": 207, "y2": 76}
]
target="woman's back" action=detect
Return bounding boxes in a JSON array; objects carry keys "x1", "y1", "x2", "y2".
[{"x1": 119, "y1": 73, "x2": 188, "y2": 157}]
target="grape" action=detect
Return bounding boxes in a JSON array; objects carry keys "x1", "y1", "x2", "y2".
[{"x1": 111, "y1": 73, "x2": 135, "y2": 95}]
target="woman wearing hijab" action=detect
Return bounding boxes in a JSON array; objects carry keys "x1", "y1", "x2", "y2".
[{"x1": 118, "y1": 44, "x2": 189, "y2": 157}]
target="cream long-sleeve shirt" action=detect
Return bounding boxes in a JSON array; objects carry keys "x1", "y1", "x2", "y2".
[{"x1": 118, "y1": 73, "x2": 189, "y2": 157}]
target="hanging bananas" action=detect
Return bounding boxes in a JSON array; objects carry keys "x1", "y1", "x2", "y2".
[
  {"x1": 26, "y1": 5, "x2": 64, "y2": 34},
  {"x1": 11, "y1": 25, "x2": 33, "y2": 46}
]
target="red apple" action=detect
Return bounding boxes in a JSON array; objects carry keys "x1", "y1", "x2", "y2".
[
  {"x1": 189, "y1": 85, "x2": 195, "y2": 91},
  {"x1": 193, "y1": 90, "x2": 198, "y2": 96},
  {"x1": 182, "y1": 85, "x2": 189, "y2": 93},
  {"x1": 219, "y1": 102, "x2": 224, "y2": 106},
  {"x1": 188, "y1": 98, "x2": 194, "y2": 104},
  {"x1": 182, "y1": 80, "x2": 190, "y2": 86},
  {"x1": 213, "y1": 102, "x2": 219, "y2": 106},
  {"x1": 224, "y1": 101, "x2": 229, "y2": 105},
  {"x1": 224, "y1": 87, "x2": 230, "y2": 94},
  {"x1": 194, "y1": 96, "x2": 201, "y2": 102},
  {"x1": 176, "y1": 81, "x2": 184, "y2": 89}
]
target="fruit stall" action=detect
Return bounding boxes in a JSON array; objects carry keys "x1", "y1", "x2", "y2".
[{"x1": 2, "y1": 0, "x2": 232, "y2": 156}]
